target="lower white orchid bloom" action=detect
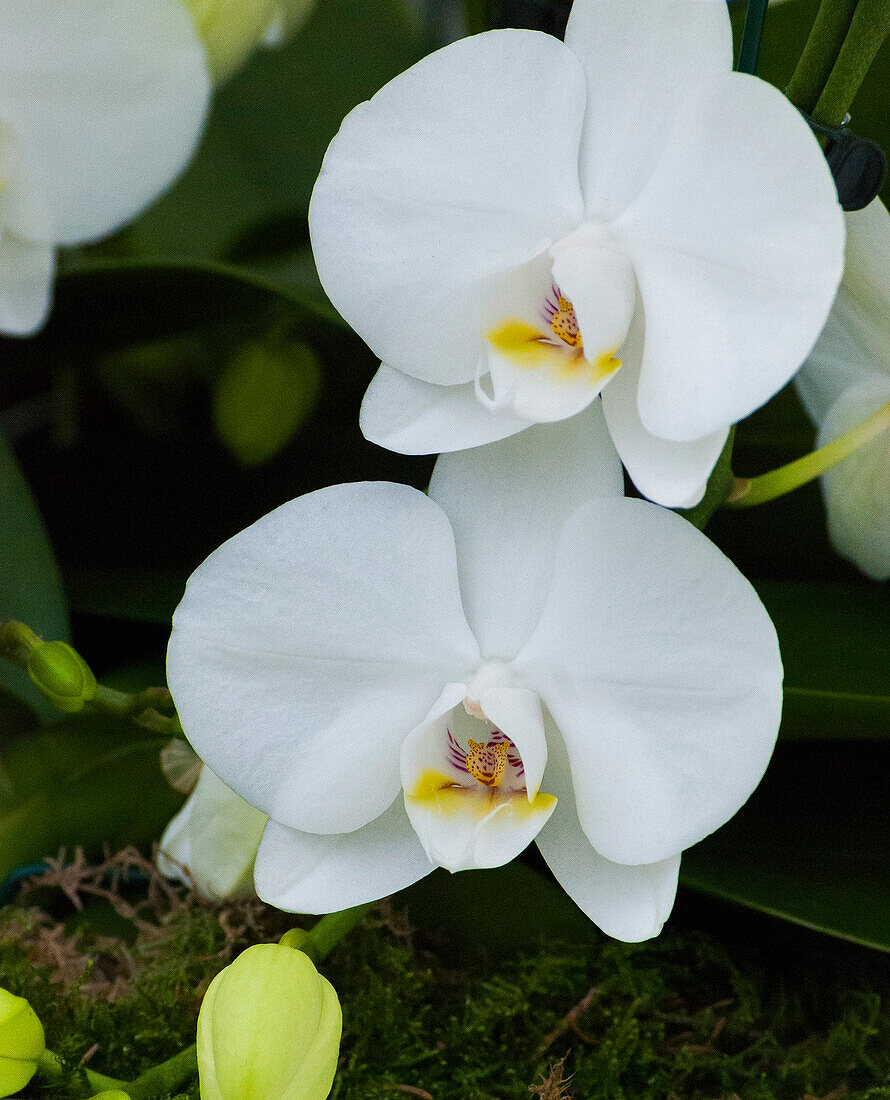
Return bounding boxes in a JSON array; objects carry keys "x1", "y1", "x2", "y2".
[
  {"x1": 0, "y1": 0, "x2": 210, "y2": 336},
  {"x1": 310, "y1": 0, "x2": 844, "y2": 508},
  {"x1": 795, "y1": 198, "x2": 890, "y2": 580},
  {"x1": 167, "y1": 406, "x2": 783, "y2": 942},
  {"x1": 158, "y1": 765, "x2": 268, "y2": 900}
]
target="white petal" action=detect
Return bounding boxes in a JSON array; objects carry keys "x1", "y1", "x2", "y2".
[
  {"x1": 550, "y1": 244, "x2": 636, "y2": 363},
  {"x1": 0, "y1": 0, "x2": 210, "y2": 244},
  {"x1": 158, "y1": 767, "x2": 267, "y2": 900},
  {"x1": 309, "y1": 30, "x2": 586, "y2": 384},
  {"x1": 360, "y1": 365, "x2": 532, "y2": 456},
  {"x1": 167, "y1": 483, "x2": 480, "y2": 835},
  {"x1": 615, "y1": 72, "x2": 843, "y2": 440},
  {"x1": 428, "y1": 404, "x2": 622, "y2": 659},
  {"x1": 601, "y1": 338, "x2": 728, "y2": 508},
  {"x1": 401, "y1": 700, "x2": 556, "y2": 873},
  {"x1": 565, "y1": 0, "x2": 732, "y2": 218},
  {"x1": 0, "y1": 231, "x2": 54, "y2": 336},
  {"x1": 817, "y1": 380, "x2": 890, "y2": 580},
  {"x1": 536, "y1": 729, "x2": 679, "y2": 941},
  {"x1": 255, "y1": 797, "x2": 434, "y2": 914},
  {"x1": 515, "y1": 498, "x2": 783, "y2": 866},
  {"x1": 796, "y1": 199, "x2": 890, "y2": 425}
]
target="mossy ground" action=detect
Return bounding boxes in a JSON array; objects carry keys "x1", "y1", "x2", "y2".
[{"x1": 2, "y1": 852, "x2": 890, "y2": 1100}]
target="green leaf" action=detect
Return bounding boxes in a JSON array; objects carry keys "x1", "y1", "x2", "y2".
[
  {"x1": 399, "y1": 862, "x2": 600, "y2": 956},
  {"x1": 682, "y1": 742, "x2": 890, "y2": 951},
  {"x1": 130, "y1": 0, "x2": 425, "y2": 262},
  {"x1": 756, "y1": 582, "x2": 890, "y2": 740},
  {"x1": 0, "y1": 712, "x2": 183, "y2": 882},
  {"x1": 0, "y1": 434, "x2": 69, "y2": 719}
]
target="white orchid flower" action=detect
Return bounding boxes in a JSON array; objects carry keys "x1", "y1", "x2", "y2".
[
  {"x1": 167, "y1": 407, "x2": 782, "y2": 942},
  {"x1": 0, "y1": 0, "x2": 211, "y2": 336},
  {"x1": 795, "y1": 198, "x2": 890, "y2": 581},
  {"x1": 309, "y1": 0, "x2": 844, "y2": 509},
  {"x1": 158, "y1": 764, "x2": 268, "y2": 900}
]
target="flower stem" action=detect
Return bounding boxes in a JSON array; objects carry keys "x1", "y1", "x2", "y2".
[
  {"x1": 280, "y1": 903, "x2": 373, "y2": 962},
  {"x1": 727, "y1": 399, "x2": 890, "y2": 508},
  {"x1": 812, "y1": 0, "x2": 890, "y2": 126},
  {"x1": 738, "y1": 0, "x2": 770, "y2": 74},
  {"x1": 680, "y1": 428, "x2": 736, "y2": 530},
  {"x1": 37, "y1": 1048, "x2": 127, "y2": 1094},
  {"x1": 785, "y1": 0, "x2": 859, "y2": 113},
  {"x1": 124, "y1": 1044, "x2": 198, "y2": 1100},
  {"x1": 0, "y1": 620, "x2": 182, "y2": 735}
]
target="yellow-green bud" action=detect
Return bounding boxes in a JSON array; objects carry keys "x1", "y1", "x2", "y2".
[
  {"x1": 197, "y1": 944, "x2": 341, "y2": 1100},
  {"x1": 181, "y1": 0, "x2": 280, "y2": 82},
  {"x1": 27, "y1": 641, "x2": 97, "y2": 714},
  {"x1": 0, "y1": 988, "x2": 45, "y2": 1098}
]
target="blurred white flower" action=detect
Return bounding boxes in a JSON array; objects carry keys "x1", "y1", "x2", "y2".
[
  {"x1": 310, "y1": 0, "x2": 844, "y2": 508},
  {"x1": 167, "y1": 406, "x2": 782, "y2": 942},
  {"x1": 795, "y1": 198, "x2": 890, "y2": 580},
  {"x1": 158, "y1": 764, "x2": 268, "y2": 900},
  {"x1": 0, "y1": 0, "x2": 210, "y2": 336}
]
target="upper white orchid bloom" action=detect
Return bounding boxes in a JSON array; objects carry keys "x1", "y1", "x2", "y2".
[
  {"x1": 795, "y1": 198, "x2": 890, "y2": 580},
  {"x1": 309, "y1": 0, "x2": 844, "y2": 509},
  {"x1": 158, "y1": 764, "x2": 268, "y2": 900},
  {"x1": 167, "y1": 406, "x2": 783, "y2": 942},
  {"x1": 0, "y1": 0, "x2": 211, "y2": 336}
]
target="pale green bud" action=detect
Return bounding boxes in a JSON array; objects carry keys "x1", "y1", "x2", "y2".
[
  {"x1": 181, "y1": 0, "x2": 280, "y2": 82},
  {"x1": 213, "y1": 339, "x2": 321, "y2": 468},
  {"x1": 197, "y1": 944, "x2": 341, "y2": 1100},
  {"x1": 27, "y1": 641, "x2": 97, "y2": 714},
  {"x1": 0, "y1": 988, "x2": 45, "y2": 1098}
]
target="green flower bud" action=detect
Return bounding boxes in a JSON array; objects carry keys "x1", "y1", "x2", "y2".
[
  {"x1": 213, "y1": 339, "x2": 322, "y2": 468},
  {"x1": 27, "y1": 641, "x2": 97, "y2": 714},
  {"x1": 181, "y1": 0, "x2": 280, "y2": 82},
  {"x1": 198, "y1": 944, "x2": 341, "y2": 1100},
  {"x1": 0, "y1": 988, "x2": 45, "y2": 1098}
]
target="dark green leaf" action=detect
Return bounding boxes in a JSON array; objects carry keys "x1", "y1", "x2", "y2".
[
  {"x1": 0, "y1": 434, "x2": 69, "y2": 718},
  {"x1": 399, "y1": 862, "x2": 600, "y2": 955},
  {"x1": 0, "y1": 713, "x2": 183, "y2": 882},
  {"x1": 682, "y1": 742, "x2": 890, "y2": 951}
]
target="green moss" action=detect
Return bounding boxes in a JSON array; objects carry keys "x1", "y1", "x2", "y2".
[{"x1": 4, "y1": 890, "x2": 890, "y2": 1100}]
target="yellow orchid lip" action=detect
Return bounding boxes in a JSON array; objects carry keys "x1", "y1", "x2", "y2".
[{"x1": 486, "y1": 317, "x2": 621, "y2": 383}]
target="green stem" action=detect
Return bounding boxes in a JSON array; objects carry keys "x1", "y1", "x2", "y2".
[
  {"x1": 727, "y1": 399, "x2": 890, "y2": 508},
  {"x1": 0, "y1": 621, "x2": 182, "y2": 735},
  {"x1": 738, "y1": 0, "x2": 770, "y2": 74},
  {"x1": 812, "y1": 0, "x2": 890, "y2": 126},
  {"x1": 37, "y1": 1048, "x2": 127, "y2": 1094},
  {"x1": 464, "y1": 0, "x2": 488, "y2": 35},
  {"x1": 785, "y1": 0, "x2": 859, "y2": 112},
  {"x1": 124, "y1": 1044, "x2": 198, "y2": 1100},
  {"x1": 679, "y1": 428, "x2": 736, "y2": 531},
  {"x1": 280, "y1": 904, "x2": 373, "y2": 962}
]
